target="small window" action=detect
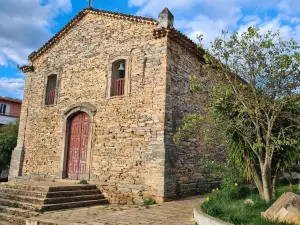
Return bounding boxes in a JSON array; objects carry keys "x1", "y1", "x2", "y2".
[
  {"x1": 111, "y1": 60, "x2": 126, "y2": 96},
  {"x1": 0, "y1": 103, "x2": 8, "y2": 114},
  {"x1": 45, "y1": 74, "x2": 57, "y2": 105}
]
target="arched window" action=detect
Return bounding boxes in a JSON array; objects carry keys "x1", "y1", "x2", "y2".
[
  {"x1": 45, "y1": 74, "x2": 57, "y2": 105},
  {"x1": 111, "y1": 60, "x2": 126, "y2": 96}
]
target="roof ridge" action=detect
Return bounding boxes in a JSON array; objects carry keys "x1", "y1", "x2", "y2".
[
  {"x1": 89, "y1": 8, "x2": 157, "y2": 22},
  {"x1": 154, "y1": 27, "x2": 205, "y2": 62},
  {"x1": 28, "y1": 7, "x2": 157, "y2": 62}
]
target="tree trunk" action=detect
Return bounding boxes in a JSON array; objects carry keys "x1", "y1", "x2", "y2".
[
  {"x1": 262, "y1": 165, "x2": 272, "y2": 202},
  {"x1": 289, "y1": 181, "x2": 294, "y2": 192},
  {"x1": 298, "y1": 161, "x2": 300, "y2": 191},
  {"x1": 272, "y1": 174, "x2": 277, "y2": 198},
  {"x1": 271, "y1": 168, "x2": 280, "y2": 198},
  {"x1": 263, "y1": 121, "x2": 274, "y2": 202},
  {"x1": 289, "y1": 171, "x2": 294, "y2": 192},
  {"x1": 250, "y1": 164, "x2": 264, "y2": 199},
  {"x1": 298, "y1": 173, "x2": 300, "y2": 190}
]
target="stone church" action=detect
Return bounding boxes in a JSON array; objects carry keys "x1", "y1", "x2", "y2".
[{"x1": 10, "y1": 7, "x2": 222, "y2": 204}]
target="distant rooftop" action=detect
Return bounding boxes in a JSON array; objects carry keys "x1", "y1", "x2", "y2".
[{"x1": 0, "y1": 96, "x2": 22, "y2": 104}]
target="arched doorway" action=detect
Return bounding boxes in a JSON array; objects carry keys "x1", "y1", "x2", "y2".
[{"x1": 67, "y1": 112, "x2": 90, "y2": 180}]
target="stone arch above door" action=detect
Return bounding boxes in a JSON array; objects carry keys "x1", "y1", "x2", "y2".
[
  {"x1": 63, "y1": 102, "x2": 97, "y2": 119},
  {"x1": 58, "y1": 102, "x2": 97, "y2": 180}
]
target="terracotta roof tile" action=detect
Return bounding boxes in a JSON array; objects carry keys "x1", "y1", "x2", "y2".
[
  {"x1": 0, "y1": 96, "x2": 22, "y2": 104},
  {"x1": 18, "y1": 65, "x2": 34, "y2": 73},
  {"x1": 153, "y1": 27, "x2": 205, "y2": 62}
]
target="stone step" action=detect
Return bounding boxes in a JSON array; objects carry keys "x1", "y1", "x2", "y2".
[
  {"x1": 0, "y1": 187, "x2": 47, "y2": 198},
  {"x1": 0, "y1": 197, "x2": 41, "y2": 211},
  {"x1": 0, "y1": 221, "x2": 12, "y2": 225},
  {"x1": 0, "y1": 205, "x2": 39, "y2": 218},
  {"x1": 44, "y1": 194, "x2": 105, "y2": 204},
  {"x1": 0, "y1": 212, "x2": 25, "y2": 225},
  {"x1": 1, "y1": 192, "x2": 45, "y2": 205},
  {"x1": 0, "y1": 183, "x2": 49, "y2": 193},
  {"x1": 48, "y1": 185, "x2": 97, "y2": 192},
  {"x1": 46, "y1": 189, "x2": 100, "y2": 198},
  {"x1": 41, "y1": 199, "x2": 109, "y2": 211}
]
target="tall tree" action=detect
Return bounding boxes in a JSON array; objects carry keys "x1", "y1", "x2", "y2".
[{"x1": 177, "y1": 27, "x2": 300, "y2": 202}]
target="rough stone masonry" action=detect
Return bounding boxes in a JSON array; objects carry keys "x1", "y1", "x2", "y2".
[{"x1": 10, "y1": 7, "x2": 225, "y2": 204}]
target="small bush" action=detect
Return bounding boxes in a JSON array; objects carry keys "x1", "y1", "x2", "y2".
[
  {"x1": 143, "y1": 198, "x2": 155, "y2": 207},
  {"x1": 78, "y1": 179, "x2": 88, "y2": 184},
  {"x1": 201, "y1": 201, "x2": 223, "y2": 217},
  {"x1": 222, "y1": 184, "x2": 251, "y2": 200},
  {"x1": 10, "y1": 202, "x2": 19, "y2": 208}
]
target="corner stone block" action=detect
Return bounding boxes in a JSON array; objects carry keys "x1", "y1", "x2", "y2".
[{"x1": 9, "y1": 145, "x2": 24, "y2": 179}]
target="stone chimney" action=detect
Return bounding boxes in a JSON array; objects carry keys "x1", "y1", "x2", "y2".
[{"x1": 158, "y1": 8, "x2": 174, "y2": 28}]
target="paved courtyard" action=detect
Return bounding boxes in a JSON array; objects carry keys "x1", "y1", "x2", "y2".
[{"x1": 29, "y1": 196, "x2": 204, "y2": 225}]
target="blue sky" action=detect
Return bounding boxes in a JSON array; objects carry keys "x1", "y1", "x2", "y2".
[{"x1": 0, "y1": 0, "x2": 299, "y2": 99}]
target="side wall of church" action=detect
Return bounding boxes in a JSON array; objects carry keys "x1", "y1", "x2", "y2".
[{"x1": 164, "y1": 38, "x2": 226, "y2": 198}]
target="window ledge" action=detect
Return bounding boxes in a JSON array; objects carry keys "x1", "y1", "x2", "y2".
[
  {"x1": 43, "y1": 104, "x2": 57, "y2": 108},
  {"x1": 107, "y1": 95, "x2": 127, "y2": 100}
]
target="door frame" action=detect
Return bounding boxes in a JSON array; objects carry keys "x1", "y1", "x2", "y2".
[{"x1": 58, "y1": 102, "x2": 97, "y2": 180}]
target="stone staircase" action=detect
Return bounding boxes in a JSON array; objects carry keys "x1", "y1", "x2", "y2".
[{"x1": 0, "y1": 181, "x2": 108, "y2": 224}]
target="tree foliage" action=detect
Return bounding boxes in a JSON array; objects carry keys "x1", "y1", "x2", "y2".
[
  {"x1": 0, "y1": 121, "x2": 19, "y2": 172},
  {"x1": 176, "y1": 27, "x2": 300, "y2": 202}
]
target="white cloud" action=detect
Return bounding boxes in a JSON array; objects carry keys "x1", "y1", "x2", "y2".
[
  {"x1": 0, "y1": 77, "x2": 25, "y2": 97},
  {"x1": 277, "y1": 0, "x2": 300, "y2": 15},
  {"x1": 0, "y1": 54, "x2": 7, "y2": 67},
  {"x1": 129, "y1": 0, "x2": 201, "y2": 17},
  {"x1": 128, "y1": 0, "x2": 148, "y2": 7},
  {"x1": 130, "y1": 0, "x2": 300, "y2": 48},
  {"x1": 177, "y1": 15, "x2": 230, "y2": 46},
  {"x1": 0, "y1": 0, "x2": 72, "y2": 65}
]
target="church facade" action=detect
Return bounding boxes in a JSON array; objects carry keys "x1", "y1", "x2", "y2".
[{"x1": 10, "y1": 7, "x2": 223, "y2": 204}]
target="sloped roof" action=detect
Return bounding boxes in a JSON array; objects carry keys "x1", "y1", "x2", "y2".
[
  {"x1": 18, "y1": 7, "x2": 206, "y2": 73},
  {"x1": 0, "y1": 96, "x2": 22, "y2": 104},
  {"x1": 154, "y1": 27, "x2": 205, "y2": 62}
]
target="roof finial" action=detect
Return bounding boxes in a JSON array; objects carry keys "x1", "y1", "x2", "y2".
[
  {"x1": 158, "y1": 8, "x2": 174, "y2": 28},
  {"x1": 87, "y1": 0, "x2": 93, "y2": 8}
]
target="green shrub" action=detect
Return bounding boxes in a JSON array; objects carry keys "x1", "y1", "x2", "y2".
[
  {"x1": 143, "y1": 198, "x2": 155, "y2": 207},
  {"x1": 78, "y1": 179, "x2": 88, "y2": 184},
  {"x1": 226, "y1": 214, "x2": 244, "y2": 225},
  {"x1": 10, "y1": 202, "x2": 19, "y2": 208},
  {"x1": 0, "y1": 121, "x2": 19, "y2": 172},
  {"x1": 201, "y1": 201, "x2": 223, "y2": 217},
  {"x1": 222, "y1": 184, "x2": 251, "y2": 200}
]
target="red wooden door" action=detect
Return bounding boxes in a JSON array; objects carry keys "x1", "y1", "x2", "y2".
[{"x1": 67, "y1": 113, "x2": 90, "y2": 180}]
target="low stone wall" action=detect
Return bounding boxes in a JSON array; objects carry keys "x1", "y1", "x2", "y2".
[
  {"x1": 194, "y1": 207, "x2": 233, "y2": 225},
  {"x1": 180, "y1": 180, "x2": 221, "y2": 198}
]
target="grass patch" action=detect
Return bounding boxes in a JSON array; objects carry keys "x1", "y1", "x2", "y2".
[{"x1": 201, "y1": 180, "x2": 298, "y2": 225}]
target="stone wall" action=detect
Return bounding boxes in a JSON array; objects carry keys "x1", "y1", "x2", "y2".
[
  {"x1": 164, "y1": 38, "x2": 225, "y2": 198},
  {"x1": 13, "y1": 13, "x2": 168, "y2": 204}
]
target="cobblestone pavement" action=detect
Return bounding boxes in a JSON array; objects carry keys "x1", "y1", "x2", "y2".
[{"x1": 30, "y1": 196, "x2": 204, "y2": 225}]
